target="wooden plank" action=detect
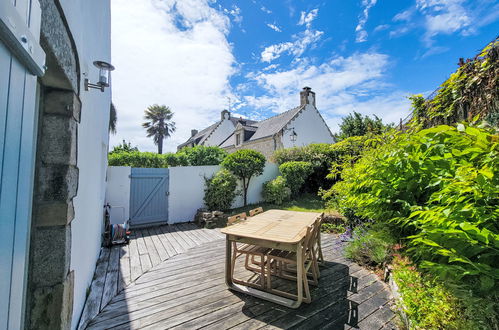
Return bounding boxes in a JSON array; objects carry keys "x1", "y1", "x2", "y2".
[
  {"x1": 165, "y1": 225, "x2": 191, "y2": 251},
  {"x1": 141, "y1": 229, "x2": 161, "y2": 266},
  {"x1": 152, "y1": 225, "x2": 177, "y2": 257},
  {"x1": 128, "y1": 236, "x2": 142, "y2": 282},
  {"x1": 101, "y1": 246, "x2": 121, "y2": 308},
  {"x1": 177, "y1": 223, "x2": 210, "y2": 244},
  {"x1": 159, "y1": 225, "x2": 185, "y2": 254},
  {"x1": 77, "y1": 249, "x2": 110, "y2": 330},
  {"x1": 139, "y1": 253, "x2": 152, "y2": 273},
  {"x1": 117, "y1": 244, "x2": 130, "y2": 293},
  {"x1": 135, "y1": 230, "x2": 148, "y2": 255},
  {"x1": 171, "y1": 224, "x2": 198, "y2": 248},
  {"x1": 148, "y1": 227, "x2": 170, "y2": 260}
]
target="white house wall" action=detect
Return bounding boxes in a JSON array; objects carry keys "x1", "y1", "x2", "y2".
[
  {"x1": 168, "y1": 166, "x2": 220, "y2": 223},
  {"x1": 203, "y1": 118, "x2": 234, "y2": 147},
  {"x1": 58, "y1": 1, "x2": 112, "y2": 328},
  {"x1": 282, "y1": 104, "x2": 334, "y2": 149},
  {"x1": 105, "y1": 167, "x2": 131, "y2": 225}
]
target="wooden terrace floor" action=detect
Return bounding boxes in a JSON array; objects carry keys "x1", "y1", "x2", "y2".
[{"x1": 79, "y1": 224, "x2": 396, "y2": 329}]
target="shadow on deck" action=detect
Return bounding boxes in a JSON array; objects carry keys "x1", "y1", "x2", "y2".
[{"x1": 80, "y1": 230, "x2": 396, "y2": 329}]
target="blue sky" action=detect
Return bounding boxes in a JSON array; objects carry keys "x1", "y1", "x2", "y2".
[{"x1": 110, "y1": 0, "x2": 499, "y2": 152}]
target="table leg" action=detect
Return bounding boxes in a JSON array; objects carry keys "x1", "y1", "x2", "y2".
[
  {"x1": 294, "y1": 243, "x2": 303, "y2": 308},
  {"x1": 225, "y1": 236, "x2": 233, "y2": 286}
]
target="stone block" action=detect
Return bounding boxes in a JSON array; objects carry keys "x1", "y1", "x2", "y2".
[
  {"x1": 29, "y1": 271, "x2": 74, "y2": 330},
  {"x1": 44, "y1": 89, "x2": 81, "y2": 122},
  {"x1": 39, "y1": 114, "x2": 77, "y2": 166},
  {"x1": 37, "y1": 165, "x2": 78, "y2": 203},
  {"x1": 29, "y1": 226, "x2": 71, "y2": 288},
  {"x1": 35, "y1": 201, "x2": 75, "y2": 226}
]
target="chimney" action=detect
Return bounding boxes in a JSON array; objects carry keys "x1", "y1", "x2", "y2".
[
  {"x1": 300, "y1": 86, "x2": 316, "y2": 107},
  {"x1": 191, "y1": 129, "x2": 198, "y2": 137},
  {"x1": 221, "y1": 109, "x2": 230, "y2": 121}
]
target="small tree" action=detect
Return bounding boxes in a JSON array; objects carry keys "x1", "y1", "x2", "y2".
[
  {"x1": 222, "y1": 149, "x2": 265, "y2": 206},
  {"x1": 109, "y1": 139, "x2": 139, "y2": 154},
  {"x1": 334, "y1": 111, "x2": 389, "y2": 141}
]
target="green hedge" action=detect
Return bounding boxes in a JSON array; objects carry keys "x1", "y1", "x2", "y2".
[
  {"x1": 324, "y1": 124, "x2": 499, "y2": 318},
  {"x1": 262, "y1": 176, "x2": 291, "y2": 205},
  {"x1": 203, "y1": 169, "x2": 238, "y2": 211},
  {"x1": 279, "y1": 161, "x2": 313, "y2": 196},
  {"x1": 108, "y1": 145, "x2": 227, "y2": 167}
]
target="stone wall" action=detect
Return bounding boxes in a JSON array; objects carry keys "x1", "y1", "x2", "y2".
[{"x1": 223, "y1": 135, "x2": 284, "y2": 160}]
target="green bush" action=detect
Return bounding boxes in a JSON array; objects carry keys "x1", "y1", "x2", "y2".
[
  {"x1": 344, "y1": 227, "x2": 395, "y2": 266},
  {"x1": 326, "y1": 124, "x2": 499, "y2": 300},
  {"x1": 177, "y1": 146, "x2": 227, "y2": 166},
  {"x1": 203, "y1": 170, "x2": 238, "y2": 211},
  {"x1": 108, "y1": 146, "x2": 227, "y2": 167},
  {"x1": 279, "y1": 161, "x2": 313, "y2": 196},
  {"x1": 262, "y1": 176, "x2": 291, "y2": 205},
  {"x1": 392, "y1": 255, "x2": 469, "y2": 329}
]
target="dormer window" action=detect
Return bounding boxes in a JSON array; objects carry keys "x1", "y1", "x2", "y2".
[{"x1": 236, "y1": 133, "x2": 241, "y2": 146}]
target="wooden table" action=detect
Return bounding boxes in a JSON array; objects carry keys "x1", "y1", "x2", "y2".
[{"x1": 220, "y1": 209, "x2": 322, "y2": 308}]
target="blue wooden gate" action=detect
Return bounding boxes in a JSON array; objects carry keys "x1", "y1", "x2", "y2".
[
  {"x1": 129, "y1": 168, "x2": 169, "y2": 227},
  {"x1": 0, "y1": 1, "x2": 45, "y2": 328}
]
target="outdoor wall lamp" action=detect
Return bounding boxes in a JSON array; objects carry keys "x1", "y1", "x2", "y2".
[
  {"x1": 284, "y1": 127, "x2": 298, "y2": 142},
  {"x1": 84, "y1": 60, "x2": 115, "y2": 92}
]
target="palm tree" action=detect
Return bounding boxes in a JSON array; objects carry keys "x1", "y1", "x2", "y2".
[
  {"x1": 142, "y1": 104, "x2": 176, "y2": 154},
  {"x1": 109, "y1": 102, "x2": 117, "y2": 134}
]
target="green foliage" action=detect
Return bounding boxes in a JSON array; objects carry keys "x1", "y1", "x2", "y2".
[
  {"x1": 344, "y1": 227, "x2": 395, "y2": 266},
  {"x1": 108, "y1": 151, "x2": 169, "y2": 167},
  {"x1": 109, "y1": 103, "x2": 117, "y2": 134},
  {"x1": 409, "y1": 37, "x2": 499, "y2": 128},
  {"x1": 392, "y1": 256, "x2": 469, "y2": 329},
  {"x1": 222, "y1": 149, "x2": 266, "y2": 206},
  {"x1": 176, "y1": 146, "x2": 227, "y2": 166},
  {"x1": 203, "y1": 170, "x2": 238, "y2": 211},
  {"x1": 326, "y1": 124, "x2": 499, "y2": 300},
  {"x1": 262, "y1": 176, "x2": 291, "y2": 205},
  {"x1": 279, "y1": 161, "x2": 313, "y2": 196},
  {"x1": 334, "y1": 111, "x2": 391, "y2": 141},
  {"x1": 109, "y1": 140, "x2": 139, "y2": 154},
  {"x1": 142, "y1": 104, "x2": 176, "y2": 154}
]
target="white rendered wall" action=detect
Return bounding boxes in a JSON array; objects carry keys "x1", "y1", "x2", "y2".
[
  {"x1": 168, "y1": 166, "x2": 220, "y2": 223},
  {"x1": 58, "y1": 1, "x2": 112, "y2": 328},
  {"x1": 232, "y1": 162, "x2": 279, "y2": 208},
  {"x1": 105, "y1": 167, "x2": 131, "y2": 225},
  {"x1": 282, "y1": 104, "x2": 334, "y2": 149},
  {"x1": 203, "y1": 117, "x2": 235, "y2": 147}
]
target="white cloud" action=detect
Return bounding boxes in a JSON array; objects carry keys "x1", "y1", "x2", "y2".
[
  {"x1": 355, "y1": 0, "x2": 378, "y2": 43},
  {"x1": 374, "y1": 24, "x2": 390, "y2": 32},
  {"x1": 224, "y1": 5, "x2": 243, "y2": 24},
  {"x1": 393, "y1": 9, "x2": 414, "y2": 22},
  {"x1": 298, "y1": 9, "x2": 319, "y2": 28},
  {"x1": 421, "y1": 45, "x2": 449, "y2": 58},
  {"x1": 267, "y1": 23, "x2": 282, "y2": 32},
  {"x1": 111, "y1": 0, "x2": 236, "y2": 152},
  {"x1": 244, "y1": 52, "x2": 411, "y2": 129},
  {"x1": 260, "y1": 6, "x2": 272, "y2": 14},
  {"x1": 260, "y1": 29, "x2": 323, "y2": 62}
]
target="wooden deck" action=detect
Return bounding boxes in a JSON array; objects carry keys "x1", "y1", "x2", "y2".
[
  {"x1": 81, "y1": 229, "x2": 396, "y2": 329},
  {"x1": 77, "y1": 223, "x2": 225, "y2": 330}
]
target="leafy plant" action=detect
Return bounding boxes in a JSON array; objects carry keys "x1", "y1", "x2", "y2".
[
  {"x1": 203, "y1": 169, "x2": 238, "y2": 211},
  {"x1": 109, "y1": 139, "x2": 139, "y2": 154},
  {"x1": 222, "y1": 149, "x2": 266, "y2": 206},
  {"x1": 262, "y1": 176, "x2": 291, "y2": 205},
  {"x1": 279, "y1": 161, "x2": 313, "y2": 196},
  {"x1": 326, "y1": 124, "x2": 499, "y2": 299}
]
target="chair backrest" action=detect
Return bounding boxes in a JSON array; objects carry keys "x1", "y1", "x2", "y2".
[
  {"x1": 227, "y1": 212, "x2": 247, "y2": 225},
  {"x1": 249, "y1": 207, "x2": 263, "y2": 217},
  {"x1": 304, "y1": 218, "x2": 321, "y2": 251}
]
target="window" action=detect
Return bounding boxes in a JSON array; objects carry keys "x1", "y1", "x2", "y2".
[{"x1": 236, "y1": 133, "x2": 241, "y2": 146}]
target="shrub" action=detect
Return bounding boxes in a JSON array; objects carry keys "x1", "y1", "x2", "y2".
[
  {"x1": 326, "y1": 124, "x2": 499, "y2": 299},
  {"x1": 222, "y1": 149, "x2": 266, "y2": 206},
  {"x1": 203, "y1": 170, "x2": 238, "y2": 211},
  {"x1": 279, "y1": 161, "x2": 313, "y2": 196},
  {"x1": 344, "y1": 227, "x2": 395, "y2": 266},
  {"x1": 333, "y1": 111, "x2": 391, "y2": 141},
  {"x1": 262, "y1": 176, "x2": 291, "y2": 205},
  {"x1": 108, "y1": 151, "x2": 171, "y2": 167},
  {"x1": 177, "y1": 146, "x2": 227, "y2": 166}
]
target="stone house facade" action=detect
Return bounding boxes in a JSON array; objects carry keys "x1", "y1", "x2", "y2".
[{"x1": 178, "y1": 87, "x2": 335, "y2": 159}]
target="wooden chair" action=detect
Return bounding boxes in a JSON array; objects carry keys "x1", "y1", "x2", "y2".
[
  {"x1": 265, "y1": 223, "x2": 318, "y2": 303},
  {"x1": 228, "y1": 212, "x2": 269, "y2": 289},
  {"x1": 249, "y1": 207, "x2": 263, "y2": 217}
]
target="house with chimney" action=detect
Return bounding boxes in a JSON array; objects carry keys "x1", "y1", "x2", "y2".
[{"x1": 177, "y1": 87, "x2": 334, "y2": 158}]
